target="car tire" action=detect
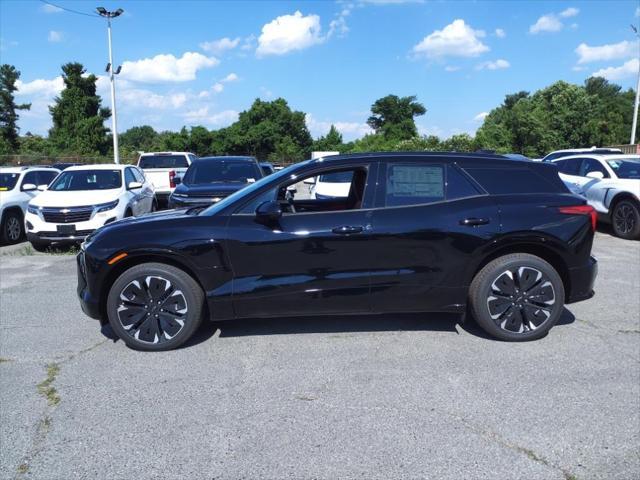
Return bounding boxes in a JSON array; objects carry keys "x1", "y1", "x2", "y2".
[
  {"x1": 106, "y1": 262, "x2": 205, "y2": 351},
  {"x1": 30, "y1": 240, "x2": 50, "y2": 252},
  {"x1": 1, "y1": 210, "x2": 24, "y2": 244},
  {"x1": 151, "y1": 199, "x2": 158, "y2": 212},
  {"x1": 469, "y1": 253, "x2": 565, "y2": 341},
  {"x1": 611, "y1": 199, "x2": 640, "y2": 240}
]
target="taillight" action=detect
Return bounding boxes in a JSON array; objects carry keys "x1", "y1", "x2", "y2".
[
  {"x1": 169, "y1": 170, "x2": 176, "y2": 188},
  {"x1": 559, "y1": 205, "x2": 597, "y2": 232}
]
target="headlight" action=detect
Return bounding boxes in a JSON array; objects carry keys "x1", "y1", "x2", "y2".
[
  {"x1": 27, "y1": 205, "x2": 40, "y2": 215},
  {"x1": 95, "y1": 200, "x2": 119, "y2": 213}
]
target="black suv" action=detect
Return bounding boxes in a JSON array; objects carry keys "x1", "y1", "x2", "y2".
[
  {"x1": 77, "y1": 152, "x2": 597, "y2": 350},
  {"x1": 168, "y1": 156, "x2": 263, "y2": 209}
]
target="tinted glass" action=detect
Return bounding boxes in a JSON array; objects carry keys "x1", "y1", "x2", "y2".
[
  {"x1": 385, "y1": 164, "x2": 445, "y2": 207},
  {"x1": 464, "y1": 167, "x2": 558, "y2": 194},
  {"x1": 607, "y1": 158, "x2": 640, "y2": 179},
  {"x1": 37, "y1": 171, "x2": 58, "y2": 185},
  {"x1": 446, "y1": 165, "x2": 481, "y2": 199},
  {"x1": 555, "y1": 158, "x2": 581, "y2": 175},
  {"x1": 0, "y1": 172, "x2": 19, "y2": 190},
  {"x1": 579, "y1": 158, "x2": 609, "y2": 178},
  {"x1": 319, "y1": 171, "x2": 353, "y2": 182},
  {"x1": 49, "y1": 170, "x2": 122, "y2": 191},
  {"x1": 132, "y1": 168, "x2": 145, "y2": 183},
  {"x1": 125, "y1": 168, "x2": 136, "y2": 186},
  {"x1": 183, "y1": 161, "x2": 262, "y2": 185},
  {"x1": 22, "y1": 171, "x2": 38, "y2": 186},
  {"x1": 139, "y1": 155, "x2": 188, "y2": 169}
]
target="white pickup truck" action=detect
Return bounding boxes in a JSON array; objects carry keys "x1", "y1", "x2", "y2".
[{"x1": 137, "y1": 152, "x2": 197, "y2": 206}]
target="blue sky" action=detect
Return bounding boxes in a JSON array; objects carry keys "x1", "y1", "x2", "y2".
[{"x1": 1, "y1": 0, "x2": 638, "y2": 141}]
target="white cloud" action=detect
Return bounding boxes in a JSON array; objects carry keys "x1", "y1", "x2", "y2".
[
  {"x1": 592, "y1": 58, "x2": 640, "y2": 81},
  {"x1": 15, "y1": 76, "x2": 64, "y2": 97},
  {"x1": 530, "y1": 7, "x2": 579, "y2": 34},
  {"x1": 412, "y1": 19, "x2": 489, "y2": 59},
  {"x1": 572, "y1": 65, "x2": 587, "y2": 72},
  {"x1": 636, "y1": 6, "x2": 640, "y2": 17},
  {"x1": 474, "y1": 112, "x2": 489, "y2": 121},
  {"x1": 256, "y1": 11, "x2": 325, "y2": 56},
  {"x1": 212, "y1": 83, "x2": 224, "y2": 93},
  {"x1": 48, "y1": 30, "x2": 63, "y2": 42},
  {"x1": 200, "y1": 37, "x2": 240, "y2": 55},
  {"x1": 575, "y1": 40, "x2": 636, "y2": 64},
  {"x1": 559, "y1": 7, "x2": 579, "y2": 18},
  {"x1": 120, "y1": 52, "x2": 219, "y2": 83},
  {"x1": 476, "y1": 59, "x2": 510, "y2": 70},
  {"x1": 444, "y1": 65, "x2": 461, "y2": 72},
  {"x1": 305, "y1": 113, "x2": 372, "y2": 140},
  {"x1": 495, "y1": 28, "x2": 506, "y2": 38},
  {"x1": 183, "y1": 107, "x2": 238, "y2": 126},
  {"x1": 40, "y1": 3, "x2": 62, "y2": 13},
  {"x1": 221, "y1": 73, "x2": 239, "y2": 83}
]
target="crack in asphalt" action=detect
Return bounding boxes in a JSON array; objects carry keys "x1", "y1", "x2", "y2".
[{"x1": 13, "y1": 339, "x2": 109, "y2": 478}]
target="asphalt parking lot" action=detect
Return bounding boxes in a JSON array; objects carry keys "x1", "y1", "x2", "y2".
[{"x1": 0, "y1": 231, "x2": 638, "y2": 480}]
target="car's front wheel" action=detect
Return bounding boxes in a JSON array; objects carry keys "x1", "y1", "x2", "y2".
[
  {"x1": 611, "y1": 199, "x2": 640, "y2": 240},
  {"x1": 469, "y1": 253, "x2": 565, "y2": 341},
  {"x1": 106, "y1": 262, "x2": 205, "y2": 351},
  {"x1": 1, "y1": 210, "x2": 24, "y2": 244}
]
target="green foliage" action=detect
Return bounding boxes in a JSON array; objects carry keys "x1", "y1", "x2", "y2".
[
  {"x1": 366, "y1": 94, "x2": 426, "y2": 140},
  {"x1": 0, "y1": 64, "x2": 30, "y2": 152},
  {"x1": 312, "y1": 125, "x2": 343, "y2": 152},
  {"x1": 119, "y1": 125, "x2": 158, "y2": 153},
  {"x1": 48, "y1": 63, "x2": 111, "y2": 156}
]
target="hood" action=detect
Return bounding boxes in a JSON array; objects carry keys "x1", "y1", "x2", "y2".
[
  {"x1": 175, "y1": 183, "x2": 246, "y2": 196},
  {"x1": 30, "y1": 189, "x2": 122, "y2": 207}
]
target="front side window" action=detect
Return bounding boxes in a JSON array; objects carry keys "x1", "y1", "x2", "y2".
[
  {"x1": 385, "y1": 164, "x2": 445, "y2": 207},
  {"x1": 579, "y1": 158, "x2": 609, "y2": 178},
  {"x1": 132, "y1": 168, "x2": 146, "y2": 183},
  {"x1": 0, "y1": 172, "x2": 19, "y2": 191},
  {"x1": 37, "y1": 170, "x2": 58, "y2": 185},
  {"x1": 49, "y1": 170, "x2": 123, "y2": 191},
  {"x1": 21, "y1": 171, "x2": 39, "y2": 188},
  {"x1": 182, "y1": 161, "x2": 261, "y2": 185},
  {"x1": 125, "y1": 168, "x2": 136, "y2": 187}
]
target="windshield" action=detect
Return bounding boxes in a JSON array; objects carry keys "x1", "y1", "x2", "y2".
[
  {"x1": 49, "y1": 170, "x2": 122, "y2": 191},
  {"x1": 607, "y1": 158, "x2": 640, "y2": 179},
  {"x1": 201, "y1": 160, "x2": 312, "y2": 216},
  {"x1": 183, "y1": 161, "x2": 262, "y2": 185},
  {"x1": 0, "y1": 172, "x2": 20, "y2": 191},
  {"x1": 139, "y1": 155, "x2": 188, "y2": 169}
]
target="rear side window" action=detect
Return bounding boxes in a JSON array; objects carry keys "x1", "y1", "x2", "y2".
[
  {"x1": 139, "y1": 155, "x2": 188, "y2": 169},
  {"x1": 385, "y1": 164, "x2": 445, "y2": 207},
  {"x1": 464, "y1": 167, "x2": 558, "y2": 194},
  {"x1": 554, "y1": 158, "x2": 581, "y2": 175}
]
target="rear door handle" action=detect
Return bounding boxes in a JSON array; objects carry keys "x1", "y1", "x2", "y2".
[
  {"x1": 332, "y1": 225, "x2": 364, "y2": 235},
  {"x1": 459, "y1": 217, "x2": 490, "y2": 226}
]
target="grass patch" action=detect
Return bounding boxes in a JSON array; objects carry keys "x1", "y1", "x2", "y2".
[
  {"x1": 37, "y1": 363, "x2": 61, "y2": 406},
  {"x1": 0, "y1": 244, "x2": 35, "y2": 256},
  {"x1": 17, "y1": 462, "x2": 29, "y2": 474},
  {"x1": 0, "y1": 357, "x2": 13, "y2": 363}
]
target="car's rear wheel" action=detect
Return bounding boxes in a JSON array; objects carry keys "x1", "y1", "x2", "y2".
[
  {"x1": 106, "y1": 263, "x2": 205, "y2": 351},
  {"x1": 469, "y1": 253, "x2": 565, "y2": 341},
  {"x1": 611, "y1": 200, "x2": 640, "y2": 240},
  {"x1": 2, "y1": 210, "x2": 23, "y2": 244}
]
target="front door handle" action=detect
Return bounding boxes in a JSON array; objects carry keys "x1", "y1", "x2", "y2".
[
  {"x1": 459, "y1": 217, "x2": 490, "y2": 226},
  {"x1": 332, "y1": 225, "x2": 364, "y2": 235}
]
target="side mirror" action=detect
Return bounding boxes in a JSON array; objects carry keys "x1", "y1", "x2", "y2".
[
  {"x1": 22, "y1": 183, "x2": 37, "y2": 192},
  {"x1": 304, "y1": 177, "x2": 317, "y2": 185},
  {"x1": 586, "y1": 171, "x2": 604, "y2": 180},
  {"x1": 255, "y1": 200, "x2": 282, "y2": 224},
  {"x1": 37, "y1": 184, "x2": 48, "y2": 191},
  {"x1": 128, "y1": 181, "x2": 143, "y2": 190}
]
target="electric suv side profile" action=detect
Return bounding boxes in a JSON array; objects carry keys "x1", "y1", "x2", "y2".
[{"x1": 77, "y1": 152, "x2": 598, "y2": 350}]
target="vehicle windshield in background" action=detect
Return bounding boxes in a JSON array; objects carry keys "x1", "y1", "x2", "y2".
[
  {"x1": 607, "y1": 159, "x2": 640, "y2": 179},
  {"x1": 139, "y1": 155, "x2": 188, "y2": 169},
  {"x1": 319, "y1": 171, "x2": 353, "y2": 182},
  {"x1": 183, "y1": 161, "x2": 261, "y2": 185},
  {"x1": 0, "y1": 173, "x2": 20, "y2": 191},
  {"x1": 49, "y1": 170, "x2": 123, "y2": 191}
]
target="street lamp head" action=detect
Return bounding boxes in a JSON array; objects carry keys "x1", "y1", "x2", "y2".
[
  {"x1": 96, "y1": 7, "x2": 107, "y2": 15},
  {"x1": 114, "y1": 8, "x2": 124, "y2": 17}
]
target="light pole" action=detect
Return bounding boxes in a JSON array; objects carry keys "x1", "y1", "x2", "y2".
[
  {"x1": 97, "y1": 7, "x2": 123, "y2": 164},
  {"x1": 631, "y1": 24, "x2": 640, "y2": 145}
]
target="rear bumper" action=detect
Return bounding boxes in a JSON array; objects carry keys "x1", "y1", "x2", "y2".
[{"x1": 566, "y1": 255, "x2": 598, "y2": 304}]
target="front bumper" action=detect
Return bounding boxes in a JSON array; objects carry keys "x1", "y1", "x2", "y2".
[
  {"x1": 77, "y1": 250, "x2": 102, "y2": 320},
  {"x1": 25, "y1": 210, "x2": 117, "y2": 243},
  {"x1": 566, "y1": 255, "x2": 598, "y2": 304}
]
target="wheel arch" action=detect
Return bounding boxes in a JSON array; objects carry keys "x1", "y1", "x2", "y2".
[
  {"x1": 1, "y1": 205, "x2": 24, "y2": 224},
  {"x1": 469, "y1": 242, "x2": 571, "y2": 297},
  {"x1": 99, "y1": 252, "x2": 206, "y2": 322},
  {"x1": 608, "y1": 191, "x2": 640, "y2": 215}
]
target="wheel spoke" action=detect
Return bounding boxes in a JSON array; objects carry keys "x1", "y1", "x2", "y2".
[{"x1": 491, "y1": 271, "x2": 516, "y2": 296}]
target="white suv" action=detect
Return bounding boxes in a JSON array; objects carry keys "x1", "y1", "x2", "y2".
[
  {"x1": 25, "y1": 164, "x2": 156, "y2": 250},
  {"x1": 552, "y1": 154, "x2": 640, "y2": 239},
  {"x1": 137, "y1": 152, "x2": 197, "y2": 205},
  {"x1": 0, "y1": 166, "x2": 60, "y2": 244}
]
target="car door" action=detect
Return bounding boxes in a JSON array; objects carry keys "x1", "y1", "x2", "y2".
[
  {"x1": 19, "y1": 171, "x2": 41, "y2": 207},
  {"x1": 132, "y1": 167, "x2": 153, "y2": 212},
  {"x1": 368, "y1": 160, "x2": 500, "y2": 313},
  {"x1": 577, "y1": 158, "x2": 612, "y2": 212},
  {"x1": 224, "y1": 162, "x2": 378, "y2": 318},
  {"x1": 123, "y1": 167, "x2": 141, "y2": 215}
]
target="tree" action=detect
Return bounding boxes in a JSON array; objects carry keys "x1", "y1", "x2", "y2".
[
  {"x1": 48, "y1": 62, "x2": 111, "y2": 155},
  {"x1": 366, "y1": 94, "x2": 426, "y2": 140},
  {"x1": 119, "y1": 125, "x2": 158, "y2": 153},
  {"x1": 312, "y1": 125, "x2": 343, "y2": 152},
  {"x1": 0, "y1": 64, "x2": 30, "y2": 153}
]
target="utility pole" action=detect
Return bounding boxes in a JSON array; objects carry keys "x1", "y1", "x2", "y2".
[
  {"x1": 631, "y1": 24, "x2": 640, "y2": 145},
  {"x1": 97, "y1": 7, "x2": 123, "y2": 163}
]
